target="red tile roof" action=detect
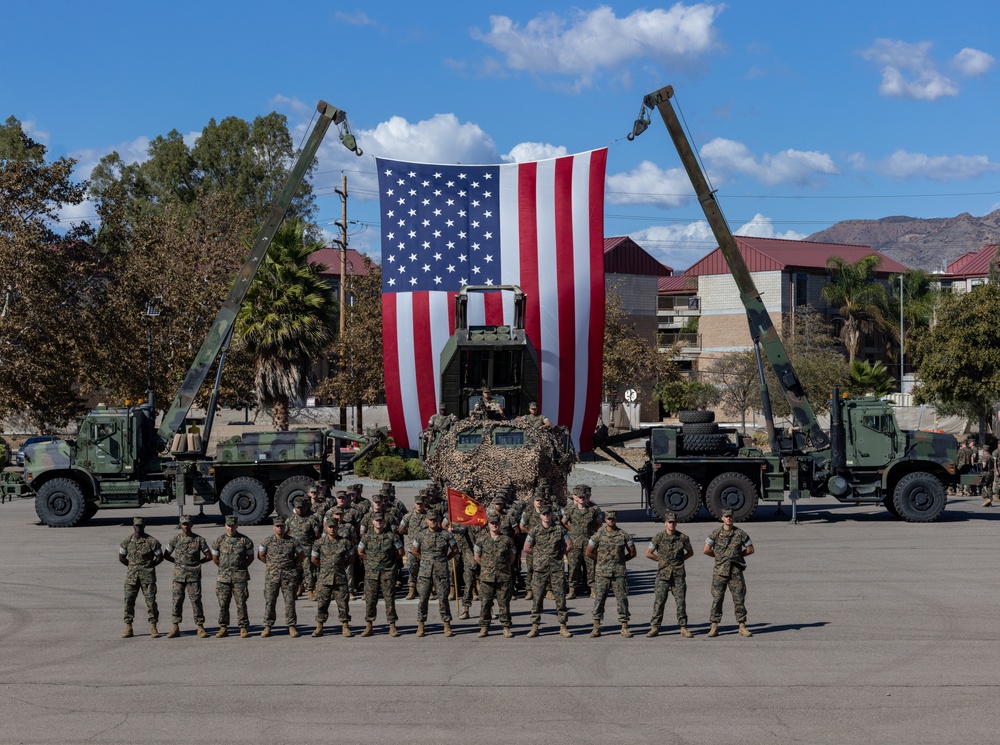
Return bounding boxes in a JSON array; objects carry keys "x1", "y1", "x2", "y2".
[
  {"x1": 685, "y1": 236, "x2": 908, "y2": 276},
  {"x1": 309, "y1": 247, "x2": 372, "y2": 277},
  {"x1": 604, "y1": 236, "x2": 673, "y2": 276},
  {"x1": 944, "y1": 244, "x2": 999, "y2": 278}
]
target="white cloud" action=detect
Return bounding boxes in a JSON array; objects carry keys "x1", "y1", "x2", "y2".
[
  {"x1": 860, "y1": 39, "x2": 958, "y2": 100},
  {"x1": 700, "y1": 137, "x2": 839, "y2": 187},
  {"x1": 606, "y1": 160, "x2": 694, "y2": 207},
  {"x1": 269, "y1": 94, "x2": 311, "y2": 117},
  {"x1": 21, "y1": 120, "x2": 49, "y2": 145},
  {"x1": 69, "y1": 135, "x2": 153, "y2": 180},
  {"x1": 627, "y1": 221, "x2": 717, "y2": 269},
  {"x1": 734, "y1": 213, "x2": 806, "y2": 241},
  {"x1": 334, "y1": 10, "x2": 376, "y2": 26},
  {"x1": 472, "y1": 4, "x2": 722, "y2": 88},
  {"x1": 952, "y1": 47, "x2": 995, "y2": 77},
  {"x1": 864, "y1": 149, "x2": 1000, "y2": 182},
  {"x1": 503, "y1": 142, "x2": 567, "y2": 163}
]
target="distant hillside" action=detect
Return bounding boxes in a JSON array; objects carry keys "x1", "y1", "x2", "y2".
[{"x1": 807, "y1": 210, "x2": 1000, "y2": 271}]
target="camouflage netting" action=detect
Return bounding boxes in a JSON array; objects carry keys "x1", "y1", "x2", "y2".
[{"x1": 423, "y1": 418, "x2": 576, "y2": 505}]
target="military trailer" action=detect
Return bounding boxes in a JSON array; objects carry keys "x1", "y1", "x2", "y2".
[
  {"x1": 7, "y1": 99, "x2": 379, "y2": 526},
  {"x1": 611, "y1": 85, "x2": 960, "y2": 523}
]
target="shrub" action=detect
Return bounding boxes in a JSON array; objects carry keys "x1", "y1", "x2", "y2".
[
  {"x1": 404, "y1": 458, "x2": 428, "y2": 480},
  {"x1": 366, "y1": 455, "x2": 408, "y2": 482}
]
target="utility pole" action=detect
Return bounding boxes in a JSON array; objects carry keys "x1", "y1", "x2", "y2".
[{"x1": 335, "y1": 175, "x2": 348, "y2": 432}]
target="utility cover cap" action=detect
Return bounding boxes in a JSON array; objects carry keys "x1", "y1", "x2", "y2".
[
  {"x1": 273, "y1": 516, "x2": 286, "y2": 526},
  {"x1": 224, "y1": 516, "x2": 238, "y2": 526},
  {"x1": 179, "y1": 514, "x2": 192, "y2": 524},
  {"x1": 133, "y1": 516, "x2": 145, "y2": 526},
  {"x1": 721, "y1": 509, "x2": 734, "y2": 518}
]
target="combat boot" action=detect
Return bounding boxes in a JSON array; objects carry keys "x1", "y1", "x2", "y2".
[
  {"x1": 567, "y1": 587, "x2": 576, "y2": 599},
  {"x1": 589, "y1": 622, "x2": 601, "y2": 638},
  {"x1": 621, "y1": 623, "x2": 632, "y2": 638},
  {"x1": 590, "y1": 589, "x2": 596, "y2": 599},
  {"x1": 738, "y1": 622, "x2": 753, "y2": 637},
  {"x1": 288, "y1": 626, "x2": 300, "y2": 638},
  {"x1": 389, "y1": 623, "x2": 399, "y2": 637},
  {"x1": 559, "y1": 624, "x2": 572, "y2": 638},
  {"x1": 524, "y1": 589, "x2": 534, "y2": 600},
  {"x1": 342, "y1": 623, "x2": 353, "y2": 638},
  {"x1": 680, "y1": 627, "x2": 693, "y2": 638},
  {"x1": 443, "y1": 621, "x2": 454, "y2": 637},
  {"x1": 983, "y1": 498, "x2": 993, "y2": 508},
  {"x1": 707, "y1": 622, "x2": 719, "y2": 637},
  {"x1": 215, "y1": 626, "x2": 229, "y2": 638},
  {"x1": 296, "y1": 585, "x2": 304, "y2": 598},
  {"x1": 646, "y1": 626, "x2": 659, "y2": 638},
  {"x1": 121, "y1": 623, "x2": 133, "y2": 639},
  {"x1": 308, "y1": 590, "x2": 316, "y2": 601},
  {"x1": 166, "y1": 623, "x2": 180, "y2": 638},
  {"x1": 416, "y1": 621, "x2": 425, "y2": 637},
  {"x1": 502, "y1": 626, "x2": 514, "y2": 638},
  {"x1": 312, "y1": 623, "x2": 324, "y2": 638},
  {"x1": 526, "y1": 624, "x2": 540, "y2": 638},
  {"x1": 196, "y1": 624, "x2": 208, "y2": 638},
  {"x1": 405, "y1": 586, "x2": 417, "y2": 600},
  {"x1": 261, "y1": 625, "x2": 272, "y2": 638},
  {"x1": 361, "y1": 622, "x2": 374, "y2": 637},
  {"x1": 459, "y1": 605, "x2": 471, "y2": 620},
  {"x1": 239, "y1": 627, "x2": 249, "y2": 638},
  {"x1": 149, "y1": 623, "x2": 160, "y2": 639},
  {"x1": 478, "y1": 626, "x2": 489, "y2": 637}
]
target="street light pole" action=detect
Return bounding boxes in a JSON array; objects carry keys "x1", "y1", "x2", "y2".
[
  {"x1": 899, "y1": 274, "x2": 904, "y2": 393},
  {"x1": 145, "y1": 296, "x2": 162, "y2": 407}
]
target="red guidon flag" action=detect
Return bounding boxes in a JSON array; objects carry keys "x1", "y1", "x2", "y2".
[{"x1": 447, "y1": 488, "x2": 487, "y2": 527}]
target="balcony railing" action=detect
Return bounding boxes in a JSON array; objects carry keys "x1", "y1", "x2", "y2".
[
  {"x1": 658, "y1": 296, "x2": 700, "y2": 311},
  {"x1": 658, "y1": 332, "x2": 701, "y2": 351}
]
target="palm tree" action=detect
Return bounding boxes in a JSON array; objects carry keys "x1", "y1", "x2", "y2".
[
  {"x1": 235, "y1": 220, "x2": 336, "y2": 430},
  {"x1": 847, "y1": 360, "x2": 894, "y2": 397},
  {"x1": 821, "y1": 254, "x2": 894, "y2": 363}
]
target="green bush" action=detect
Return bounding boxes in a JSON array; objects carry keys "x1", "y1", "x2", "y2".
[
  {"x1": 352, "y1": 438, "x2": 398, "y2": 477},
  {"x1": 404, "y1": 458, "x2": 428, "y2": 480},
  {"x1": 367, "y1": 456, "x2": 408, "y2": 482}
]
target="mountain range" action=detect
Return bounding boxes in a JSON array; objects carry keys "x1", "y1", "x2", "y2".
[{"x1": 806, "y1": 210, "x2": 1000, "y2": 272}]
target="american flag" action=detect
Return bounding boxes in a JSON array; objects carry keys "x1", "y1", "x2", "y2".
[{"x1": 377, "y1": 149, "x2": 607, "y2": 452}]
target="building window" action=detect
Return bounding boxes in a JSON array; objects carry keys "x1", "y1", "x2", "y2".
[{"x1": 795, "y1": 273, "x2": 808, "y2": 307}]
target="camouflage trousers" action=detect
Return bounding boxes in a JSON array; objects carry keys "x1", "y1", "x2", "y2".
[
  {"x1": 459, "y1": 553, "x2": 478, "y2": 606},
  {"x1": 315, "y1": 581, "x2": 351, "y2": 625},
  {"x1": 479, "y1": 578, "x2": 513, "y2": 628},
  {"x1": 650, "y1": 573, "x2": 687, "y2": 627},
  {"x1": 364, "y1": 568, "x2": 398, "y2": 624},
  {"x1": 170, "y1": 577, "x2": 204, "y2": 625},
  {"x1": 352, "y1": 557, "x2": 365, "y2": 593},
  {"x1": 417, "y1": 566, "x2": 452, "y2": 623},
  {"x1": 530, "y1": 566, "x2": 568, "y2": 625},
  {"x1": 406, "y1": 552, "x2": 420, "y2": 589},
  {"x1": 710, "y1": 566, "x2": 747, "y2": 624},
  {"x1": 216, "y1": 580, "x2": 250, "y2": 628},
  {"x1": 566, "y1": 545, "x2": 596, "y2": 592},
  {"x1": 263, "y1": 574, "x2": 297, "y2": 627},
  {"x1": 124, "y1": 571, "x2": 158, "y2": 624},
  {"x1": 296, "y1": 558, "x2": 317, "y2": 593},
  {"x1": 593, "y1": 573, "x2": 630, "y2": 623},
  {"x1": 524, "y1": 553, "x2": 534, "y2": 590}
]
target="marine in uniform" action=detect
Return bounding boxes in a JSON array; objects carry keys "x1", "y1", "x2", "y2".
[
  {"x1": 402, "y1": 493, "x2": 431, "y2": 599},
  {"x1": 211, "y1": 515, "x2": 255, "y2": 637},
  {"x1": 119, "y1": 516, "x2": 163, "y2": 638},
  {"x1": 524, "y1": 506, "x2": 573, "y2": 638},
  {"x1": 411, "y1": 511, "x2": 458, "y2": 636},
  {"x1": 704, "y1": 508, "x2": 754, "y2": 637},
  {"x1": 562, "y1": 484, "x2": 603, "y2": 598},
  {"x1": 163, "y1": 514, "x2": 211, "y2": 638},
  {"x1": 357, "y1": 511, "x2": 403, "y2": 636},
  {"x1": 645, "y1": 512, "x2": 694, "y2": 638},
  {"x1": 287, "y1": 498, "x2": 320, "y2": 599},
  {"x1": 257, "y1": 516, "x2": 304, "y2": 637},
  {"x1": 586, "y1": 509, "x2": 636, "y2": 637},
  {"x1": 474, "y1": 510, "x2": 516, "y2": 637},
  {"x1": 519, "y1": 490, "x2": 551, "y2": 600},
  {"x1": 311, "y1": 519, "x2": 355, "y2": 637}
]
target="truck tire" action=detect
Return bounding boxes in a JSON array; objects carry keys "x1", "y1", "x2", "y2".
[
  {"x1": 705, "y1": 472, "x2": 759, "y2": 521},
  {"x1": 219, "y1": 477, "x2": 270, "y2": 525},
  {"x1": 650, "y1": 473, "x2": 702, "y2": 522},
  {"x1": 882, "y1": 496, "x2": 901, "y2": 519},
  {"x1": 681, "y1": 434, "x2": 730, "y2": 453},
  {"x1": 892, "y1": 472, "x2": 946, "y2": 523},
  {"x1": 274, "y1": 475, "x2": 316, "y2": 519},
  {"x1": 678, "y1": 410, "x2": 714, "y2": 424},
  {"x1": 35, "y1": 478, "x2": 87, "y2": 527},
  {"x1": 681, "y1": 422, "x2": 719, "y2": 435},
  {"x1": 81, "y1": 500, "x2": 100, "y2": 523}
]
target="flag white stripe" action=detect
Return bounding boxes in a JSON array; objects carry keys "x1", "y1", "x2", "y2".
[{"x1": 534, "y1": 160, "x2": 560, "y2": 425}]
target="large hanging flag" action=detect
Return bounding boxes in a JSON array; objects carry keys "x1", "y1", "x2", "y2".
[
  {"x1": 377, "y1": 150, "x2": 607, "y2": 452},
  {"x1": 446, "y1": 488, "x2": 487, "y2": 527}
]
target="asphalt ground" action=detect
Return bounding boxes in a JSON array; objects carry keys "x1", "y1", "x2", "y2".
[{"x1": 1, "y1": 485, "x2": 999, "y2": 745}]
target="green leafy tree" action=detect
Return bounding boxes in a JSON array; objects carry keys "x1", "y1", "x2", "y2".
[
  {"x1": 821, "y1": 254, "x2": 894, "y2": 362},
  {"x1": 653, "y1": 379, "x2": 720, "y2": 414},
  {"x1": 706, "y1": 349, "x2": 759, "y2": 432},
  {"x1": 846, "y1": 360, "x2": 894, "y2": 397},
  {"x1": 234, "y1": 220, "x2": 336, "y2": 430},
  {"x1": 912, "y1": 282, "x2": 1000, "y2": 430}
]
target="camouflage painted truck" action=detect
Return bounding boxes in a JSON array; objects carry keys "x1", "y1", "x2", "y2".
[
  {"x1": 419, "y1": 286, "x2": 576, "y2": 504},
  {"x1": 9, "y1": 100, "x2": 381, "y2": 527},
  {"x1": 611, "y1": 85, "x2": 960, "y2": 523}
]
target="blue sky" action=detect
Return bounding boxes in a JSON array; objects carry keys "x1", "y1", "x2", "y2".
[{"x1": 5, "y1": 1, "x2": 999, "y2": 270}]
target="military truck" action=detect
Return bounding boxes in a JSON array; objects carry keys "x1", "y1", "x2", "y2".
[
  {"x1": 5, "y1": 99, "x2": 382, "y2": 526},
  {"x1": 612, "y1": 85, "x2": 959, "y2": 523},
  {"x1": 420, "y1": 285, "x2": 576, "y2": 503}
]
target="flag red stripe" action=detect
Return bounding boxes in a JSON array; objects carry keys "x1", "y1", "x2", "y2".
[
  {"x1": 553, "y1": 156, "x2": 577, "y2": 429},
  {"x1": 447, "y1": 291, "x2": 456, "y2": 336},
  {"x1": 484, "y1": 292, "x2": 504, "y2": 326},
  {"x1": 411, "y1": 292, "x2": 437, "y2": 435},
  {"x1": 517, "y1": 162, "x2": 541, "y2": 410},
  {"x1": 381, "y1": 294, "x2": 407, "y2": 450},
  {"x1": 581, "y1": 148, "x2": 608, "y2": 451}
]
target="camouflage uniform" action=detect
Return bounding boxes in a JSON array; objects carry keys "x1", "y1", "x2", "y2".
[
  {"x1": 120, "y1": 532, "x2": 163, "y2": 624},
  {"x1": 165, "y1": 531, "x2": 209, "y2": 625},
  {"x1": 212, "y1": 527, "x2": 254, "y2": 630},
  {"x1": 258, "y1": 532, "x2": 304, "y2": 628},
  {"x1": 475, "y1": 530, "x2": 515, "y2": 630},
  {"x1": 706, "y1": 525, "x2": 753, "y2": 624},
  {"x1": 358, "y1": 528, "x2": 403, "y2": 624},
  {"x1": 451, "y1": 523, "x2": 481, "y2": 610},
  {"x1": 981, "y1": 449, "x2": 996, "y2": 506},
  {"x1": 287, "y1": 508, "x2": 320, "y2": 594},
  {"x1": 563, "y1": 500, "x2": 602, "y2": 595},
  {"x1": 402, "y1": 506, "x2": 430, "y2": 592},
  {"x1": 526, "y1": 522, "x2": 571, "y2": 626},
  {"x1": 648, "y1": 530, "x2": 692, "y2": 628},
  {"x1": 589, "y1": 525, "x2": 634, "y2": 624},
  {"x1": 312, "y1": 532, "x2": 355, "y2": 625},
  {"x1": 413, "y1": 528, "x2": 458, "y2": 623},
  {"x1": 520, "y1": 503, "x2": 546, "y2": 594}
]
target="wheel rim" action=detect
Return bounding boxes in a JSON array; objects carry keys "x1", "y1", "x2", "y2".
[
  {"x1": 718, "y1": 484, "x2": 747, "y2": 511},
  {"x1": 47, "y1": 493, "x2": 72, "y2": 517},
  {"x1": 233, "y1": 491, "x2": 259, "y2": 515},
  {"x1": 663, "y1": 485, "x2": 692, "y2": 512},
  {"x1": 906, "y1": 484, "x2": 936, "y2": 513}
]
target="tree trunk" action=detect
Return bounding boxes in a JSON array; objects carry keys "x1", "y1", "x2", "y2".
[{"x1": 272, "y1": 397, "x2": 290, "y2": 431}]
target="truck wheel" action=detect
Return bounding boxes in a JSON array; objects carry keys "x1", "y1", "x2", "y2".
[
  {"x1": 682, "y1": 422, "x2": 719, "y2": 435},
  {"x1": 681, "y1": 434, "x2": 730, "y2": 453},
  {"x1": 650, "y1": 473, "x2": 702, "y2": 522},
  {"x1": 274, "y1": 475, "x2": 316, "y2": 519},
  {"x1": 705, "y1": 472, "x2": 758, "y2": 521},
  {"x1": 81, "y1": 500, "x2": 100, "y2": 523},
  {"x1": 35, "y1": 478, "x2": 87, "y2": 527},
  {"x1": 892, "y1": 472, "x2": 946, "y2": 523},
  {"x1": 678, "y1": 410, "x2": 714, "y2": 424},
  {"x1": 219, "y1": 477, "x2": 269, "y2": 525},
  {"x1": 882, "y1": 496, "x2": 901, "y2": 519}
]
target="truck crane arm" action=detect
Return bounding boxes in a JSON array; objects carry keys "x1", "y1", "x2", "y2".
[{"x1": 630, "y1": 85, "x2": 829, "y2": 451}]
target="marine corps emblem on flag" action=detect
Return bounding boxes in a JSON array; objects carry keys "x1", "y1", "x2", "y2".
[{"x1": 447, "y1": 487, "x2": 487, "y2": 527}]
